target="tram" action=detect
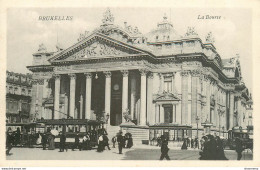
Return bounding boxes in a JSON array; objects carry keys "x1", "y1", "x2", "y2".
[
  {"x1": 227, "y1": 126, "x2": 253, "y2": 151},
  {"x1": 37, "y1": 119, "x2": 106, "y2": 148}
]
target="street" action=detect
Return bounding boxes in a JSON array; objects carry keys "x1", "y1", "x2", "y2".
[{"x1": 6, "y1": 145, "x2": 253, "y2": 160}]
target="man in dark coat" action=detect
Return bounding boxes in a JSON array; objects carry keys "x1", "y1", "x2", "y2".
[
  {"x1": 72, "y1": 133, "x2": 81, "y2": 151},
  {"x1": 103, "y1": 134, "x2": 111, "y2": 150},
  {"x1": 112, "y1": 136, "x2": 117, "y2": 148},
  {"x1": 6, "y1": 131, "x2": 14, "y2": 155},
  {"x1": 41, "y1": 133, "x2": 47, "y2": 150},
  {"x1": 59, "y1": 132, "x2": 66, "y2": 152},
  {"x1": 117, "y1": 131, "x2": 123, "y2": 154},
  {"x1": 159, "y1": 135, "x2": 170, "y2": 160},
  {"x1": 235, "y1": 137, "x2": 244, "y2": 160}
]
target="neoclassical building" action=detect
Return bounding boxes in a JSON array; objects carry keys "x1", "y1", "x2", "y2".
[
  {"x1": 27, "y1": 9, "x2": 252, "y2": 141},
  {"x1": 6, "y1": 71, "x2": 32, "y2": 123}
]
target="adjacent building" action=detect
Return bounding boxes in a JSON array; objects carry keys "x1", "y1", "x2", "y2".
[
  {"x1": 26, "y1": 9, "x2": 252, "y2": 141},
  {"x1": 6, "y1": 71, "x2": 32, "y2": 123}
]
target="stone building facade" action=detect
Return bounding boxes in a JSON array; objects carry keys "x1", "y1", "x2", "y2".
[
  {"x1": 27, "y1": 9, "x2": 252, "y2": 140},
  {"x1": 6, "y1": 71, "x2": 32, "y2": 123}
]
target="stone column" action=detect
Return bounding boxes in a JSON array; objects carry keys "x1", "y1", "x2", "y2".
[
  {"x1": 140, "y1": 69, "x2": 147, "y2": 125},
  {"x1": 176, "y1": 103, "x2": 181, "y2": 124},
  {"x1": 147, "y1": 73, "x2": 154, "y2": 125},
  {"x1": 229, "y1": 91, "x2": 234, "y2": 130},
  {"x1": 84, "y1": 73, "x2": 92, "y2": 120},
  {"x1": 237, "y1": 97, "x2": 242, "y2": 127},
  {"x1": 104, "y1": 71, "x2": 112, "y2": 125},
  {"x1": 181, "y1": 71, "x2": 189, "y2": 125},
  {"x1": 130, "y1": 74, "x2": 137, "y2": 120},
  {"x1": 54, "y1": 74, "x2": 60, "y2": 119},
  {"x1": 160, "y1": 104, "x2": 164, "y2": 123},
  {"x1": 79, "y1": 94, "x2": 83, "y2": 119},
  {"x1": 155, "y1": 103, "x2": 159, "y2": 123},
  {"x1": 191, "y1": 70, "x2": 199, "y2": 127},
  {"x1": 205, "y1": 75, "x2": 211, "y2": 121},
  {"x1": 121, "y1": 70, "x2": 129, "y2": 123},
  {"x1": 68, "y1": 74, "x2": 76, "y2": 118}
]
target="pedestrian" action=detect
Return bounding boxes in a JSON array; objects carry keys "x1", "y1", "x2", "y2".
[
  {"x1": 181, "y1": 138, "x2": 187, "y2": 150},
  {"x1": 6, "y1": 129, "x2": 13, "y2": 155},
  {"x1": 235, "y1": 137, "x2": 244, "y2": 160},
  {"x1": 15, "y1": 128, "x2": 21, "y2": 146},
  {"x1": 117, "y1": 131, "x2": 124, "y2": 154},
  {"x1": 199, "y1": 136, "x2": 209, "y2": 160},
  {"x1": 48, "y1": 133, "x2": 55, "y2": 150},
  {"x1": 215, "y1": 136, "x2": 228, "y2": 160},
  {"x1": 97, "y1": 134, "x2": 104, "y2": 152},
  {"x1": 126, "y1": 134, "x2": 133, "y2": 148},
  {"x1": 59, "y1": 132, "x2": 66, "y2": 152},
  {"x1": 159, "y1": 135, "x2": 170, "y2": 160},
  {"x1": 103, "y1": 134, "x2": 111, "y2": 150},
  {"x1": 41, "y1": 132, "x2": 47, "y2": 150},
  {"x1": 72, "y1": 133, "x2": 81, "y2": 151},
  {"x1": 191, "y1": 138, "x2": 194, "y2": 148},
  {"x1": 112, "y1": 136, "x2": 117, "y2": 148}
]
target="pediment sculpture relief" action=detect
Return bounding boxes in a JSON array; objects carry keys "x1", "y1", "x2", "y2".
[{"x1": 67, "y1": 41, "x2": 130, "y2": 60}]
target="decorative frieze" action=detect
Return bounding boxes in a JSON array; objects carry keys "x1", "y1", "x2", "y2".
[{"x1": 38, "y1": 79, "x2": 44, "y2": 85}]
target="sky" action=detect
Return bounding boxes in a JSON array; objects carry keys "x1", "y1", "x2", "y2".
[{"x1": 7, "y1": 8, "x2": 252, "y2": 90}]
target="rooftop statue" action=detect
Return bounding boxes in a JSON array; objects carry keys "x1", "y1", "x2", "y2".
[
  {"x1": 38, "y1": 43, "x2": 47, "y2": 52},
  {"x1": 102, "y1": 8, "x2": 114, "y2": 26},
  {"x1": 205, "y1": 32, "x2": 215, "y2": 43},
  {"x1": 185, "y1": 27, "x2": 198, "y2": 37}
]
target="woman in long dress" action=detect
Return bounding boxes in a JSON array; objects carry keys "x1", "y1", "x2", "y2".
[
  {"x1": 181, "y1": 138, "x2": 188, "y2": 150},
  {"x1": 48, "y1": 134, "x2": 55, "y2": 150}
]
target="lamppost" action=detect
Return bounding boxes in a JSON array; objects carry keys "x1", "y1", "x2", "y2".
[
  {"x1": 196, "y1": 115, "x2": 200, "y2": 139},
  {"x1": 222, "y1": 126, "x2": 225, "y2": 137},
  {"x1": 105, "y1": 113, "x2": 110, "y2": 130}
]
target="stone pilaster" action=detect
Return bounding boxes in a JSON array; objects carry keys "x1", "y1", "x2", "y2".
[
  {"x1": 121, "y1": 70, "x2": 129, "y2": 123},
  {"x1": 147, "y1": 72, "x2": 154, "y2": 125},
  {"x1": 54, "y1": 74, "x2": 60, "y2": 119},
  {"x1": 104, "y1": 71, "x2": 112, "y2": 125},
  {"x1": 181, "y1": 70, "x2": 189, "y2": 125},
  {"x1": 191, "y1": 70, "x2": 200, "y2": 126},
  {"x1": 159, "y1": 104, "x2": 164, "y2": 123},
  {"x1": 139, "y1": 69, "x2": 148, "y2": 125},
  {"x1": 229, "y1": 91, "x2": 234, "y2": 130},
  {"x1": 84, "y1": 72, "x2": 92, "y2": 120}
]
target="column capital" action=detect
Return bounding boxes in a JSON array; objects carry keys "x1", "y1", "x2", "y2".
[
  {"x1": 31, "y1": 79, "x2": 38, "y2": 85},
  {"x1": 53, "y1": 74, "x2": 61, "y2": 80},
  {"x1": 68, "y1": 73, "x2": 76, "y2": 79},
  {"x1": 190, "y1": 69, "x2": 201, "y2": 77},
  {"x1": 181, "y1": 70, "x2": 190, "y2": 77},
  {"x1": 121, "y1": 70, "x2": 129, "y2": 77},
  {"x1": 147, "y1": 72, "x2": 154, "y2": 79},
  {"x1": 104, "y1": 71, "x2": 112, "y2": 78},
  {"x1": 38, "y1": 79, "x2": 44, "y2": 85},
  {"x1": 139, "y1": 69, "x2": 148, "y2": 76},
  {"x1": 84, "y1": 72, "x2": 92, "y2": 79}
]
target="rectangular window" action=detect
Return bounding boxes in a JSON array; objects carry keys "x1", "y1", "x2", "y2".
[{"x1": 164, "y1": 76, "x2": 172, "y2": 93}]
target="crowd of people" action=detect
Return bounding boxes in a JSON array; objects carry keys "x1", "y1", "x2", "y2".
[{"x1": 6, "y1": 127, "x2": 134, "y2": 155}]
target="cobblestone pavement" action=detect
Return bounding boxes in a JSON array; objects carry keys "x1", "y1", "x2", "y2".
[{"x1": 6, "y1": 145, "x2": 253, "y2": 160}]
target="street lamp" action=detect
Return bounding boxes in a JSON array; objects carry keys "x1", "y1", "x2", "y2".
[
  {"x1": 196, "y1": 115, "x2": 200, "y2": 139},
  {"x1": 105, "y1": 113, "x2": 110, "y2": 130},
  {"x1": 222, "y1": 126, "x2": 225, "y2": 137}
]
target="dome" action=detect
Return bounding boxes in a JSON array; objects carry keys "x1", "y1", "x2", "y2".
[{"x1": 146, "y1": 14, "x2": 181, "y2": 42}]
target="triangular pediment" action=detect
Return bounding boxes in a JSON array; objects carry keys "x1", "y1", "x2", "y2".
[{"x1": 49, "y1": 33, "x2": 150, "y2": 62}]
